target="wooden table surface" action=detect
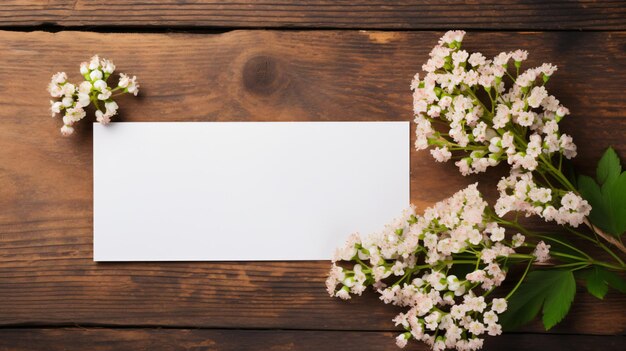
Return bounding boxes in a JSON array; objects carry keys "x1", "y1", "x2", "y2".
[{"x1": 0, "y1": 1, "x2": 625, "y2": 350}]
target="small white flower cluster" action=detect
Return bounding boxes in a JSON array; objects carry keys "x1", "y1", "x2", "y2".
[
  {"x1": 495, "y1": 171, "x2": 591, "y2": 227},
  {"x1": 327, "y1": 184, "x2": 534, "y2": 351},
  {"x1": 48, "y1": 55, "x2": 139, "y2": 136},
  {"x1": 533, "y1": 241, "x2": 551, "y2": 263},
  {"x1": 411, "y1": 31, "x2": 589, "y2": 232},
  {"x1": 412, "y1": 31, "x2": 576, "y2": 177}
]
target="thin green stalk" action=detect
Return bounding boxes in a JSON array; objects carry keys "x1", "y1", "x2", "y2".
[
  {"x1": 536, "y1": 169, "x2": 556, "y2": 189},
  {"x1": 549, "y1": 252, "x2": 624, "y2": 271},
  {"x1": 508, "y1": 253, "x2": 535, "y2": 260},
  {"x1": 554, "y1": 262, "x2": 589, "y2": 269},
  {"x1": 539, "y1": 155, "x2": 576, "y2": 191},
  {"x1": 534, "y1": 234, "x2": 592, "y2": 260},
  {"x1": 448, "y1": 260, "x2": 480, "y2": 265},
  {"x1": 563, "y1": 225, "x2": 604, "y2": 243},
  {"x1": 462, "y1": 84, "x2": 493, "y2": 118},
  {"x1": 497, "y1": 219, "x2": 532, "y2": 237},
  {"x1": 550, "y1": 251, "x2": 587, "y2": 261},
  {"x1": 499, "y1": 221, "x2": 625, "y2": 270},
  {"x1": 505, "y1": 71, "x2": 517, "y2": 83},
  {"x1": 564, "y1": 226, "x2": 625, "y2": 267},
  {"x1": 91, "y1": 96, "x2": 101, "y2": 111},
  {"x1": 355, "y1": 257, "x2": 372, "y2": 272},
  {"x1": 590, "y1": 260, "x2": 625, "y2": 271},
  {"x1": 505, "y1": 258, "x2": 533, "y2": 300},
  {"x1": 392, "y1": 268, "x2": 417, "y2": 287},
  {"x1": 482, "y1": 286, "x2": 496, "y2": 297}
]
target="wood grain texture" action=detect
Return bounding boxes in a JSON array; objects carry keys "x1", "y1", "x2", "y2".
[
  {"x1": 0, "y1": 329, "x2": 624, "y2": 351},
  {"x1": 0, "y1": 30, "x2": 625, "y2": 336},
  {"x1": 1, "y1": 0, "x2": 626, "y2": 30}
]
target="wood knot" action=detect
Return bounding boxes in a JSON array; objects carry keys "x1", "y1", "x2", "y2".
[{"x1": 242, "y1": 55, "x2": 283, "y2": 96}]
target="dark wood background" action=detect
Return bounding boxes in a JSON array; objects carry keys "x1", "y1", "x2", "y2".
[{"x1": 0, "y1": 1, "x2": 625, "y2": 350}]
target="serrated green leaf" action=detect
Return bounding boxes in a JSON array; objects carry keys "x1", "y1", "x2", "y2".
[
  {"x1": 601, "y1": 269, "x2": 626, "y2": 293},
  {"x1": 500, "y1": 270, "x2": 577, "y2": 331},
  {"x1": 578, "y1": 147, "x2": 626, "y2": 237},
  {"x1": 578, "y1": 174, "x2": 611, "y2": 232},
  {"x1": 499, "y1": 284, "x2": 544, "y2": 331},
  {"x1": 603, "y1": 172, "x2": 626, "y2": 235},
  {"x1": 542, "y1": 270, "x2": 576, "y2": 330},
  {"x1": 578, "y1": 266, "x2": 626, "y2": 302},
  {"x1": 586, "y1": 274, "x2": 609, "y2": 299},
  {"x1": 499, "y1": 293, "x2": 544, "y2": 331},
  {"x1": 576, "y1": 267, "x2": 609, "y2": 300},
  {"x1": 597, "y1": 147, "x2": 621, "y2": 186}
]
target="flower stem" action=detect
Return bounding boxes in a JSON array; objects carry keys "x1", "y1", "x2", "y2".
[
  {"x1": 564, "y1": 226, "x2": 625, "y2": 267},
  {"x1": 590, "y1": 260, "x2": 626, "y2": 271},
  {"x1": 498, "y1": 219, "x2": 626, "y2": 272},
  {"x1": 554, "y1": 262, "x2": 589, "y2": 269},
  {"x1": 534, "y1": 234, "x2": 592, "y2": 260},
  {"x1": 535, "y1": 154, "x2": 626, "y2": 255},
  {"x1": 505, "y1": 258, "x2": 533, "y2": 300},
  {"x1": 583, "y1": 218, "x2": 626, "y2": 255},
  {"x1": 539, "y1": 155, "x2": 576, "y2": 191}
]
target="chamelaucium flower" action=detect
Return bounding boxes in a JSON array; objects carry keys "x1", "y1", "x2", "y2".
[
  {"x1": 48, "y1": 55, "x2": 139, "y2": 136},
  {"x1": 329, "y1": 31, "x2": 626, "y2": 351},
  {"x1": 412, "y1": 31, "x2": 574, "y2": 175},
  {"x1": 408, "y1": 31, "x2": 626, "y2": 250},
  {"x1": 327, "y1": 184, "x2": 553, "y2": 351},
  {"x1": 328, "y1": 184, "x2": 618, "y2": 351}
]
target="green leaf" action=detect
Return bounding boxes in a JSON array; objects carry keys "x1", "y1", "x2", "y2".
[
  {"x1": 541, "y1": 270, "x2": 576, "y2": 330},
  {"x1": 585, "y1": 273, "x2": 609, "y2": 299},
  {"x1": 577, "y1": 267, "x2": 626, "y2": 299},
  {"x1": 596, "y1": 147, "x2": 621, "y2": 186},
  {"x1": 499, "y1": 288, "x2": 544, "y2": 331},
  {"x1": 499, "y1": 292, "x2": 544, "y2": 331},
  {"x1": 577, "y1": 267, "x2": 609, "y2": 299},
  {"x1": 577, "y1": 147, "x2": 626, "y2": 237},
  {"x1": 603, "y1": 172, "x2": 626, "y2": 235},
  {"x1": 604, "y1": 271, "x2": 626, "y2": 293},
  {"x1": 500, "y1": 270, "x2": 577, "y2": 331},
  {"x1": 578, "y1": 175, "x2": 611, "y2": 231}
]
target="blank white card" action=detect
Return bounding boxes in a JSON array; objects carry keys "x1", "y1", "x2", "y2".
[{"x1": 93, "y1": 122, "x2": 409, "y2": 261}]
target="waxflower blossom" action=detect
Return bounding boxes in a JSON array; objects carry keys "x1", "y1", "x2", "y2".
[
  {"x1": 412, "y1": 31, "x2": 575, "y2": 177},
  {"x1": 48, "y1": 55, "x2": 139, "y2": 136},
  {"x1": 533, "y1": 241, "x2": 551, "y2": 263},
  {"x1": 410, "y1": 31, "x2": 600, "y2": 236},
  {"x1": 495, "y1": 171, "x2": 590, "y2": 227},
  {"x1": 329, "y1": 30, "x2": 626, "y2": 351},
  {"x1": 326, "y1": 183, "x2": 598, "y2": 350},
  {"x1": 328, "y1": 184, "x2": 527, "y2": 350}
]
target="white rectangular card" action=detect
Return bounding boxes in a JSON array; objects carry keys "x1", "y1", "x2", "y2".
[{"x1": 93, "y1": 122, "x2": 409, "y2": 261}]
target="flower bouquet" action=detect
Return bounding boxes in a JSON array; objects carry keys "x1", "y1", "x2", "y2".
[
  {"x1": 49, "y1": 55, "x2": 139, "y2": 136},
  {"x1": 327, "y1": 31, "x2": 626, "y2": 351}
]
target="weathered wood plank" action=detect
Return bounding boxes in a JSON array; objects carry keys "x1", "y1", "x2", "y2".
[
  {"x1": 0, "y1": 328, "x2": 623, "y2": 351},
  {"x1": 0, "y1": 30, "x2": 625, "y2": 333},
  {"x1": 1, "y1": 0, "x2": 626, "y2": 30}
]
